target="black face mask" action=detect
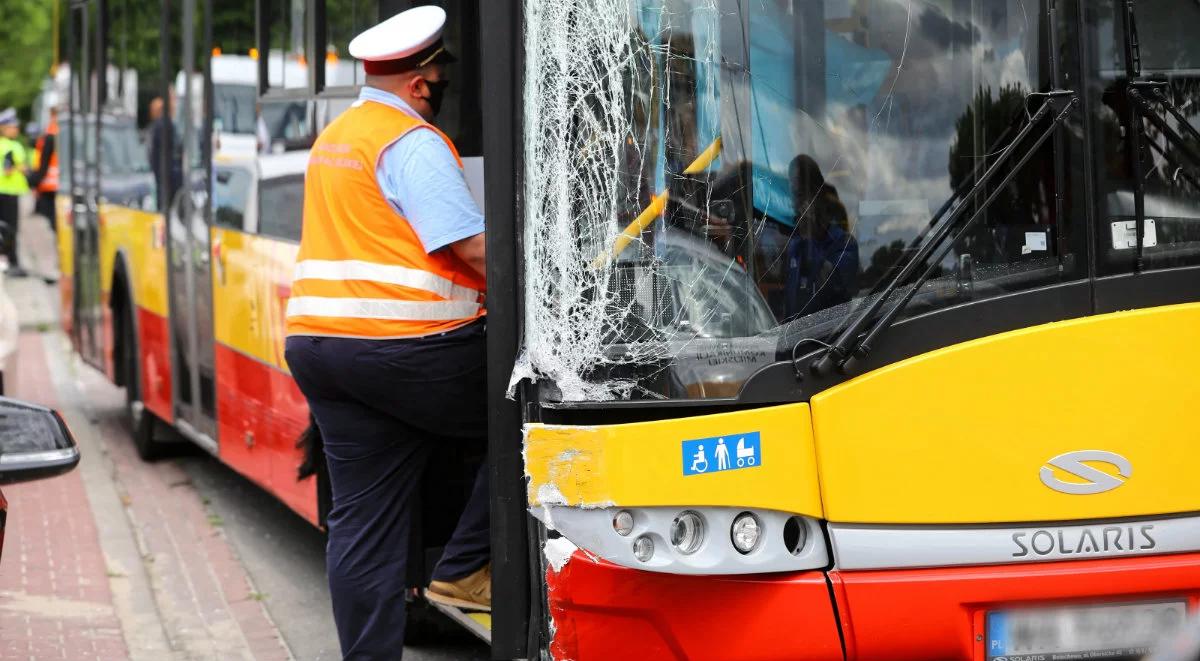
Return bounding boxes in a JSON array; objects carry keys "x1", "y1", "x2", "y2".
[{"x1": 425, "y1": 79, "x2": 451, "y2": 117}]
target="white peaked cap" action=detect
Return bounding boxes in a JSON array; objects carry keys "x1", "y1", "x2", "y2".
[{"x1": 349, "y1": 6, "x2": 448, "y2": 65}]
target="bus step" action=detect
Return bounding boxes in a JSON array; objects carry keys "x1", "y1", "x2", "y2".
[{"x1": 425, "y1": 596, "x2": 492, "y2": 643}]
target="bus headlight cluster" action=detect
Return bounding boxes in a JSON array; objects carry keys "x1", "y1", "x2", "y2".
[
  {"x1": 731, "y1": 512, "x2": 761, "y2": 553},
  {"x1": 612, "y1": 510, "x2": 634, "y2": 536},
  {"x1": 632, "y1": 535, "x2": 655, "y2": 562},
  {"x1": 534, "y1": 505, "x2": 829, "y2": 575},
  {"x1": 670, "y1": 511, "x2": 705, "y2": 555}
]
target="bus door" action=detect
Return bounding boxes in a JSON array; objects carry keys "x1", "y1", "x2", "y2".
[
  {"x1": 165, "y1": 0, "x2": 218, "y2": 445},
  {"x1": 66, "y1": 1, "x2": 104, "y2": 369}
]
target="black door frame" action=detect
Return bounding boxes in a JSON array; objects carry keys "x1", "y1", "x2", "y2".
[
  {"x1": 161, "y1": 0, "x2": 219, "y2": 445},
  {"x1": 67, "y1": 0, "x2": 105, "y2": 370},
  {"x1": 479, "y1": 1, "x2": 534, "y2": 657}
]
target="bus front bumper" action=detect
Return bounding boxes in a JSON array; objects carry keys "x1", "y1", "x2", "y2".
[
  {"x1": 546, "y1": 551, "x2": 844, "y2": 661},
  {"x1": 546, "y1": 551, "x2": 1200, "y2": 660}
]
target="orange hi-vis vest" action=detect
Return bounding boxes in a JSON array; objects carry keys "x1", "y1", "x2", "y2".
[
  {"x1": 35, "y1": 118, "x2": 59, "y2": 193},
  {"x1": 285, "y1": 100, "x2": 485, "y2": 339}
]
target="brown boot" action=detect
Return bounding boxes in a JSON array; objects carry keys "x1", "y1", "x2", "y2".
[{"x1": 425, "y1": 563, "x2": 491, "y2": 612}]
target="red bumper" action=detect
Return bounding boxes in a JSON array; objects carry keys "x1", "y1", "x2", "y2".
[
  {"x1": 548, "y1": 552, "x2": 1200, "y2": 661},
  {"x1": 547, "y1": 552, "x2": 844, "y2": 661}
]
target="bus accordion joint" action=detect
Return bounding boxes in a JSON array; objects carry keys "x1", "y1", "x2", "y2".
[
  {"x1": 590, "y1": 136, "x2": 722, "y2": 269},
  {"x1": 808, "y1": 91, "x2": 1080, "y2": 378}
]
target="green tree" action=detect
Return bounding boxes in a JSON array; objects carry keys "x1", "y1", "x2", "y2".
[{"x1": 0, "y1": 1, "x2": 55, "y2": 120}]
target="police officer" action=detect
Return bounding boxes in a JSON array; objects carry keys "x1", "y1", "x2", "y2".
[
  {"x1": 283, "y1": 7, "x2": 489, "y2": 659},
  {"x1": 0, "y1": 109, "x2": 29, "y2": 277}
]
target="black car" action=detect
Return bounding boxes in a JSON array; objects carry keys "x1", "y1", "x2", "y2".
[{"x1": 0, "y1": 397, "x2": 81, "y2": 559}]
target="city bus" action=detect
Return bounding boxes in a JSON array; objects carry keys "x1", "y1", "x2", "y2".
[
  {"x1": 58, "y1": 0, "x2": 1200, "y2": 659},
  {"x1": 488, "y1": 0, "x2": 1200, "y2": 659},
  {"x1": 57, "y1": 0, "x2": 491, "y2": 639},
  {"x1": 55, "y1": 0, "x2": 481, "y2": 538}
]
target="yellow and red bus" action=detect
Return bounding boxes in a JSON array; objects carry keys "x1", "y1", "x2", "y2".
[
  {"x1": 57, "y1": 3, "x2": 488, "y2": 640},
  {"x1": 498, "y1": 0, "x2": 1200, "y2": 658},
  {"x1": 60, "y1": 0, "x2": 1200, "y2": 658}
]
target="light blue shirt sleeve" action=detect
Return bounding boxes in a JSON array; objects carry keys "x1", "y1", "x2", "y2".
[{"x1": 377, "y1": 127, "x2": 485, "y2": 254}]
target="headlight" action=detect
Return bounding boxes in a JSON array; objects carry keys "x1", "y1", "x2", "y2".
[
  {"x1": 532, "y1": 506, "x2": 828, "y2": 575},
  {"x1": 669, "y1": 511, "x2": 705, "y2": 555},
  {"x1": 632, "y1": 535, "x2": 655, "y2": 563},
  {"x1": 612, "y1": 510, "x2": 634, "y2": 536},
  {"x1": 731, "y1": 512, "x2": 762, "y2": 554}
]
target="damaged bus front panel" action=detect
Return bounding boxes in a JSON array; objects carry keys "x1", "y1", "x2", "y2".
[{"x1": 508, "y1": 0, "x2": 1200, "y2": 659}]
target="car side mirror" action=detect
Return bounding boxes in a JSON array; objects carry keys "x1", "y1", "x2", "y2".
[{"x1": 0, "y1": 397, "x2": 80, "y2": 485}]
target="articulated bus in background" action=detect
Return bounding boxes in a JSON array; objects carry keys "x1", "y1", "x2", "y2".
[
  {"x1": 56, "y1": 0, "x2": 486, "y2": 634},
  {"x1": 58, "y1": 0, "x2": 1200, "y2": 658}
]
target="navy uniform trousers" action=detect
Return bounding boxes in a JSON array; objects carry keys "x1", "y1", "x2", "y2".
[{"x1": 284, "y1": 319, "x2": 490, "y2": 660}]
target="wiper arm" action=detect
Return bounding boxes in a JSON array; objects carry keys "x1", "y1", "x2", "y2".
[
  {"x1": 860, "y1": 103, "x2": 1034, "y2": 302},
  {"x1": 810, "y1": 92, "x2": 1078, "y2": 376},
  {"x1": 1120, "y1": 0, "x2": 1150, "y2": 271},
  {"x1": 1127, "y1": 81, "x2": 1200, "y2": 171}
]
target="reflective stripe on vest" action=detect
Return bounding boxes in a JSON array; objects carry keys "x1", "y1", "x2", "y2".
[
  {"x1": 287, "y1": 296, "x2": 480, "y2": 321},
  {"x1": 292, "y1": 259, "x2": 480, "y2": 302},
  {"x1": 285, "y1": 99, "x2": 486, "y2": 339}
]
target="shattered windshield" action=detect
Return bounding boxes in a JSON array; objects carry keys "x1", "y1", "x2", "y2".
[{"x1": 520, "y1": 0, "x2": 1081, "y2": 402}]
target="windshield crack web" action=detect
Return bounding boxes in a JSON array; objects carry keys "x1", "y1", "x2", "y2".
[
  {"x1": 517, "y1": 0, "x2": 724, "y2": 401},
  {"x1": 514, "y1": 0, "x2": 927, "y2": 403}
]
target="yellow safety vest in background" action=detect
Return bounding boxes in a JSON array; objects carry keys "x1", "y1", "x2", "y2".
[{"x1": 0, "y1": 138, "x2": 30, "y2": 196}]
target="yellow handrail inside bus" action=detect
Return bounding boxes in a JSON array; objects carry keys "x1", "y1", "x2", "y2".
[{"x1": 591, "y1": 136, "x2": 722, "y2": 268}]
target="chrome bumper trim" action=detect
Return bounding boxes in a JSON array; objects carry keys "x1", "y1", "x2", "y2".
[{"x1": 830, "y1": 513, "x2": 1200, "y2": 570}]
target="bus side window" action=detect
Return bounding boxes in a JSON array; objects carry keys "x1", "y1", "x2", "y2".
[
  {"x1": 1088, "y1": 0, "x2": 1200, "y2": 273},
  {"x1": 213, "y1": 167, "x2": 253, "y2": 232},
  {"x1": 258, "y1": 176, "x2": 304, "y2": 243},
  {"x1": 322, "y1": 0, "x2": 375, "y2": 89}
]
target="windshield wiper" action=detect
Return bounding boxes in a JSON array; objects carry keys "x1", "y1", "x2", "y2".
[
  {"x1": 851, "y1": 102, "x2": 1036, "y2": 306},
  {"x1": 1115, "y1": 0, "x2": 1200, "y2": 269},
  {"x1": 1119, "y1": 0, "x2": 1151, "y2": 270},
  {"x1": 809, "y1": 91, "x2": 1078, "y2": 376},
  {"x1": 1127, "y1": 81, "x2": 1200, "y2": 171}
]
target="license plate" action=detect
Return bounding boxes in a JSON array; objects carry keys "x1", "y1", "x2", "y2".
[{"x1": 986, "y1": 600, "x2": 1188, "y2": 660}]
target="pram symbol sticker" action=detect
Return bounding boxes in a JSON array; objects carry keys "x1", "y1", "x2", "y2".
[{"x1": 682, "y1": 432, "x2": 761, "y2": 476}]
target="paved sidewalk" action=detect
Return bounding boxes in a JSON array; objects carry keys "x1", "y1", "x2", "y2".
[
  {"x1": 0, "y1": 333, "x2": 128, "y2": 661},
  {"x1": 0, "y1": 208, "x2": 293, "y2": 660}
]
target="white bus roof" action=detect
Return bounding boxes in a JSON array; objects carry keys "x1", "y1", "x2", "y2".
[
  {"x1": 208, "y1": 53, "x2": 359, "y2": 89},
  {"x1": 210, "y1": 55, "x2": 259, "y2": 86},
  {"x1": 257, "y1": 151, "x2": 310, "y2": 181},
  {"x1": 206, "y1": 53, "x2": 312, "y2": 89}
]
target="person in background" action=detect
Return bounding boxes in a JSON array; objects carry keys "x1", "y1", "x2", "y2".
[
  {"x1": 784, "y1": 154, "x2": 859, "y2": 319},
  {"x1": 147, "y1": 91, "x2": 181, "y2": 211},
  {"x1": 283, "y1": 7, "x2": 490, "y2": 659},
  {"x1": 28, "y1": 106, "x2": 59, "y2": 232},
  {"x1": 147, "y1": 96, "x2": 163, "y2": 124},
  {"x1": 0, "y1": 109, "x2": 30, "y2": 277}
]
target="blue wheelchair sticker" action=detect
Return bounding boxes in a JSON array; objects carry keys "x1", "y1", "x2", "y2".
[{"x1": 682, "y1": 432, "x2": 761, "y2": 476}]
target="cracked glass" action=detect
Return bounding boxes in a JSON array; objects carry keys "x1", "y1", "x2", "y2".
[{"x1": 521, "y1": 0, "x2": 1082, "y2": 402}]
